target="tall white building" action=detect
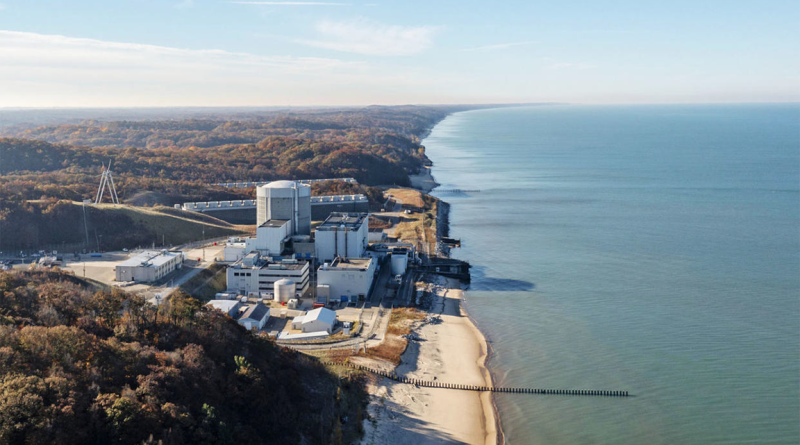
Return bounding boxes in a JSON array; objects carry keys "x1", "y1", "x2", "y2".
[
  {"x1": 314, "y1": 212, "x2": 369, "y2": 262},
  {"x1": 256, "y1": 180, "x2": 311, "y2": 235},
  {"x1": 245, "y1": 219, "x2": 291, "y2": 256}
]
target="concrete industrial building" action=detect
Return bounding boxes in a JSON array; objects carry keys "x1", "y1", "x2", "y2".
[
  {"x1": 226, "y1": 252, "x2": 310, "y2": 298},
  {"x1": 256, "y1": 180, "x2": 311, "y2": 235},
  {"x1": 291, "y1": 307, "x2": 337, "y2": 334},
  {"x1": 214, "y1": 177, "x2": 357, "y2": 189},
  {"x1": 314, "y1": 212, "x2": 369, "y2": 262},
  {"x1": 223, "y1": 238, "x2": 248, "y2": 262},
  {"x1": 115, "y1": 250, "x2": 183, "y2": 283},
  {"x1": 238, "y1": 303, "x2": 270, "y2": 330},
  {"x1": 366, "y1": 243, "x2": 417, "y2": 262},
  {"x1": 310, "y1": 194, "x2": 369, "y2": 220},
  {"x1": 317, "y1": 257, "x2": 376, "y2": 303},
  {"x1": 180, "y1": 193, "x2": 368, "y2": 225},
  {"x1": 246, "y1": 219, "x2": 291, "y2": 256}
]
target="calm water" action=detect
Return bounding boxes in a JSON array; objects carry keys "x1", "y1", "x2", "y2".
[{"x1": 422, "y1": 104, "x2": 800, "y2": 445}]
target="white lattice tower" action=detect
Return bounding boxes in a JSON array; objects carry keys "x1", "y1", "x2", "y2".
[{"x1": 94, "y1": 161, "x2": 120, "y2": 204}]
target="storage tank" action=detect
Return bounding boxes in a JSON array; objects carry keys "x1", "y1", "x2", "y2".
[
  {"x1": 390, "y1": 251, "x2": 408, "y2": 276},
  {"x1": 274, "y1": 279, "x2": 297, "y2": 303},
  {"x1": 256, "y1": 180, "x2": 311, "y2": 235}
]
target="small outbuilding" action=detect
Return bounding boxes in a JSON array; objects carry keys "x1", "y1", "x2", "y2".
[
  {"x1": 238, "y1": 303, "x2": 270, "y2": 331},
  {"x1": 291, "y1": 307, "x2": 336, "y2": 334},
  {"x1": 207, "y1": 300, "x2": 241, "y2": 317}
]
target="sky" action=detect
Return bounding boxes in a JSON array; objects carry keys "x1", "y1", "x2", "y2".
[{"x1": 0, "y1": 0, "x2": 798, "y2": 107}]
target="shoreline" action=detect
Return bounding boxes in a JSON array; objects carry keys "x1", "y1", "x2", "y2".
[
  {"x1": 359, "y1": 112, "x2": 503, "y2": 445},
  {"x1": 461, "y1": 297, "x2": 505, "y2": 445},
  {"x1": 406, "y1": 132, "x2": 504, "y2": 444},
  {"x1": 461, "y1": 293, "x2": 503, "y2": 445},
  {"x1": 416, "y1": 123, "x2": 504, "y2": 444}
]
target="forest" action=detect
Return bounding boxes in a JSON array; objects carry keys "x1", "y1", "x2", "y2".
[
  {"x1": 0, "y1": 106, "x2": 464, "y2": 207},
  {"x1": 0, "y1": 270, "x2": 367, "y2": 444},
  {"x1": 0, "y1": 106, "x2": 463, "y2": 252}
]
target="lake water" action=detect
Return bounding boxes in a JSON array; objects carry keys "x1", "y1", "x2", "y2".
[{"x1": 422, "y1": 104, "x2": 800, "y2": 445}]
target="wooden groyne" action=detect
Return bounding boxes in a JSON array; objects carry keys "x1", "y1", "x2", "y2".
[{"x1": 323, "y1": 361, "x2": 630, "y2": 397}]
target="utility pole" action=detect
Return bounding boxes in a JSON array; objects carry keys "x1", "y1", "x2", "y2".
[
  {"x1": 82, "y1": 200, "x2": 90, "y2": 246},
  {"x1": 202, "y1": 226, "x2": 206, "y2": 262}
]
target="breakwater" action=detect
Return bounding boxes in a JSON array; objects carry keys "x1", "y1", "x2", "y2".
[{"x1": 323, "y1": 361, "x2": 629, "y2": 397}]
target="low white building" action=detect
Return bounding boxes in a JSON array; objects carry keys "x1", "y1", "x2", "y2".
[
  {"x1": 291, "y1": 307, "x2": 337, "y2": 334},
  {"x1": 238, "y1": 303, "x2": 270, "y2": 331},
  {"x1": 314, "y1": 213, "x2": 369, "y2": 262},
  {"x1": 317, "y1": 257, "x2": 375, "y2": 302},
  {"x1": 207, "y1": 300, "x2": 241, "y2": 317},
  {"x1": 226, "y1": 253, "x2": 310, "y2": 298},
  {"x1": 115, "y1": 250, "x2": 183, "y2": 283},
  {"x1": 223, "y1": 238, "x2": 248, "y2": 262}
]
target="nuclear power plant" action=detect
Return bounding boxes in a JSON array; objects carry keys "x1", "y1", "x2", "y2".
[
  {"x1": 209, "y1": 177, "x2": 433, "y2": 339},
  {"x1": 223, "y1": 179, "x2": 375, "y2": 303}
]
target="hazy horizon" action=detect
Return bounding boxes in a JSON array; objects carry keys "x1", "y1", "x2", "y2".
[
  {"x1": 2, "y1": 101, "x2": 799, "y2": 111},
  {"x1": 1, "y1": 0, "x2": 798, "y2": 107}
]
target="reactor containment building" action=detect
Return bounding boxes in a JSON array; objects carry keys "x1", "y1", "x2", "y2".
[{"x1": 256, "y1": 180, "x2": 312, "y2": 235}]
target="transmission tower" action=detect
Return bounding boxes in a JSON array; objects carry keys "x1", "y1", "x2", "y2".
[{"x1": 94, "y1": 161, "x2": 120, "y2": 204}]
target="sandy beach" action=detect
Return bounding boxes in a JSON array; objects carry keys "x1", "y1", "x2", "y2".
[{"x1": 359, "y1": 277, "x2": 499, "y2": 445}]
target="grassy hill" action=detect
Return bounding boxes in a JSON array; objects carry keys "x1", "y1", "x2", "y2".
[{"x1": 0, "y1": 200, "x2": 249, "y2": 252}]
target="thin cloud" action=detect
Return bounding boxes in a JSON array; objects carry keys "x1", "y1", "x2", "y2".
[
  {"x1": 0, "y1": 29, "x2": 448, "y2": 107},
  {"x1": 297, "y1": 18, "x2": 439, "y2": 56},
  {"x1": 230, "y1": 1, "x2": 351, "y2": 5},
  {"x1": 461, "y1": 41, "x2": 535, "y2": 52},
  {"x1": 0, "y1": 30, "x2": 359, "y2": 80}
]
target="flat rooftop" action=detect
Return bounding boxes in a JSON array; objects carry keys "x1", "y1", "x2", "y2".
[
  {"x1": 317, "y1": 212, "x2": 368, "y2": 230},
  {"x1": 207, "y1": 300, "x2": 239, "y2": 313},
  {"x1": 259, "y1": 219, "x2": 290, "y2": 228},
  {"x1": 118, "y1": 250, "x2": 181, "y2": 268},
  {"x1": 233, "y1": 258, "x2": 309, "y2": 271},
  {"x1": 323, "y1": 257, "x2": 373, "y2": 271}
]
